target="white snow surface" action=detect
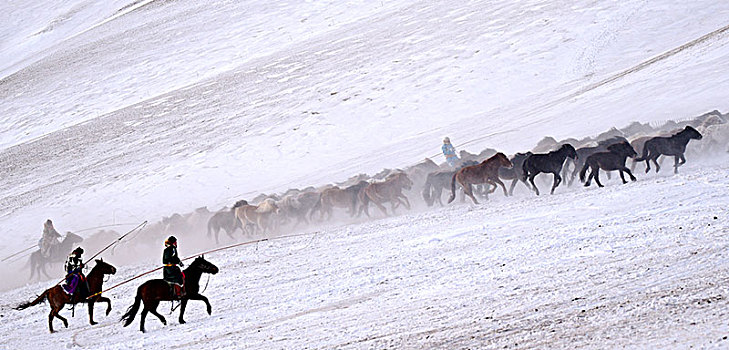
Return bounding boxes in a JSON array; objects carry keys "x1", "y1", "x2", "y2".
[{"x1": 1, "y1": 0, "x2": 729, "y2": 348}]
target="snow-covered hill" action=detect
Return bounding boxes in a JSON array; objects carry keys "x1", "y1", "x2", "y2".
[{"x1": 1, "y1": 0, "x2": 729, "y2": 348}]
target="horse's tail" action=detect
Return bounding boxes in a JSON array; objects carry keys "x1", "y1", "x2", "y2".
[
  {"x1": 634, "y1": 140, "x2": 651, "y2": 161},
  {"x1": 206, "y1": 217, "x2": 214, "y2": 237},
  {"x1": 521, "y1": 158, "x2": 530, "y2": 182},
  {"x1": 120, "y1": 288, "x2": 142, "y2": 327},
  {"x1": 447, "y1": 172, "x2": 458, "y2": 204},
  {"x1": 579, "y1": 160, "x2": 590, "y2": 182},
  {"x1": 15, "y1": 288, "x2": 50, "y2": 310},
  {"x1": 422, "y1": 175, "x2": 434, "y2": 206}
]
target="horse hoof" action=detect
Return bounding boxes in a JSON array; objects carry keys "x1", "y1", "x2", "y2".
[
  {"x1": 207, "y1": 308, "x2": 212, "y2": 315},
  {"x1": 179, "y1": 320, "x2": 186, "y2": 324},
  {"x1": 90, "y1": 321, "x2": 98, "y2": 325}
]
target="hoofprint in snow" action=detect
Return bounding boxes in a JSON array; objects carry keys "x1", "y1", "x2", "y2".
[{"x1": 2, "y1": 159, "x2": 729, "y2": 349}]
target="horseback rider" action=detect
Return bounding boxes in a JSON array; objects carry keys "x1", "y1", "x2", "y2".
[
  {"x1": 62, "y1": 247, "x2": 86, "y2": 296},
  {"x1": 39, "y1": 219, "x2": 62, "y2": 258},
  {"x1": 442, "y1": 137, "x2": 459, "y2": 167},
  {"x1": 163, "y1": 236, "x2": 185, "y2": 298}
]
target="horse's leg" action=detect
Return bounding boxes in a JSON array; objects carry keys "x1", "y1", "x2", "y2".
[
  {"x1": 88, "y1": 300, "x2": 97, "y2": 325},
  {"x1": 623, "y1": 167, "x2": 637, "y2": 181},
  {"x1": 550, "y1": 172, "x2": 562, "y2": 194},
  {"x1": 41, "y1": 262, "x2": 52, "y2": 279},
  {"x1": 593, "y1": 168, "x2": 604, "y2": 187},
  {"x1": 508, "y1": 179, "x2": 518, "y2": 196},
  {"x1": 187, "y1": 294, "x2": 213, "y2": 315},
  {"x1": 178, "y1": 299, "x2": 188, "y2": 324},
  {"x1": 148, "y1": 302, "x2": 167, "y2": 326},
  {"x1": 96, "y1": 296, "x2": 112, "y2": 316},
  {"x1": 528, "y1": 175, "x2": 540, "y2": 195},
  {"x1": 373, "y1": 198, "x2": 389, "y2": 216},
  {"x1": 652, "y1": 155, "x2": 661, "y2": 173},
  {"x1": 399, "y1": 193, "x2": 411, "y2": 209},
  {"x1": 139, "y1": 308, "x2": 149, "y2": 332},
  {"x1": 619, "y1": 169, "x2": 627, "y2": 184},
  {"x1": 463, "y1": 183, "x2": 479, "y2": 204},
  {"x1": 434, "y1": 187, "x2": 444, "y2": 206},
  {"x1": 493, "y1": 178, "x2": 508, "y2": 197}
]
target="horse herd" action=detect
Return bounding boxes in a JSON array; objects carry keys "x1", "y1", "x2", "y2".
[{"x1": 14, "y1": 110, "x2": 728, "y2": 333}]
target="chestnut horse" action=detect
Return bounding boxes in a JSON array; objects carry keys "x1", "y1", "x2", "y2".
[
  {"x1": 359, "y1": 172, "x2": 413, "y2": 216},
  {"x1": 120, "y1": 256, "x2": 219, "y2": 332},
  {"x1": 448, "y1": 152, "x2": 512, "y2": 204},
  {"x1": 15, "y1": 259, "x2": 117, "y2": 333}
]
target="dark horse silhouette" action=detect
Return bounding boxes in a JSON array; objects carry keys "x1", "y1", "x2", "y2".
[
  {"x1": 448, "y1": 152, "x2": 513, "y2": 204},
  {"x1": 579, "y1": 141, "x2": 638, "y2": 187},
  {"x1": 121, "y1": 256, "x2": 219, "y2": 332},
  {"x1": 16, "y1": 259, "x2": 117, "y2": 333},
  {"x1": 565, "y1": 136, "x2": 628, "y2": 186},
  {"x1": 497, "y1": 152, "x2": 533, "y2": 195},
  {"x1": 522, "y1": 144, "x2": 577, "y2": 195},
  {"x1": 634, "y1": 126, "x2": 702, "y2": 174},
  {"x1": 28, "y1": 232, "x2": 84, "y2": 281}
]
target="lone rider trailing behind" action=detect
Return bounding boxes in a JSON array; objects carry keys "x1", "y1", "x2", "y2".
[
  {"x1": 163, "y1": 236, "x2": 185, "y2": 298},
  {"x1": 39, "y1": 219, "x2": 62, "y2": 258}
]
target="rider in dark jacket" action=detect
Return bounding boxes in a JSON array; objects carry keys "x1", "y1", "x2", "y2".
[
  {"x1": 163, "y1": 236, "x2": 185, "y2": 298},
  {"x1": 63, "y1": 247, "x2": 86, "y2": 295}
]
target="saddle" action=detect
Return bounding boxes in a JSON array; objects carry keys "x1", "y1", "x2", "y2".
[{"x1": 167, "y1": 282, "x2": 186, "y2": 299}]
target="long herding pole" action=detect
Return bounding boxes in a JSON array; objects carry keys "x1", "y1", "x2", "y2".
[
  {"x1": 85, "y1": 221, "x2": 148, "y2": 262},
  {"x1": 86, "y1": 231, "x2": 318, "y2": 299},
  {"x1": 1, "y1": 245, "x2": 37, "y2": 262}
]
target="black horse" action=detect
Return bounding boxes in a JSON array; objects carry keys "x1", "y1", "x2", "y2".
[
  {"x1": 565, "y1": 136, "x2": 628, "y2": 186},
  {"x1": 497, "y1": 152, "x2": 532, "y2": 195},
  {"x1": 422, "y1": 170, "x2": 457, "y2": 206},
  {"x1": 120, "y1": 256, "x2": 219, "y2": 332},
  {"x1": 28, "y1": 232, "x2": 84, "y2": 281},
  {"x1": 635, "y1": 126, "x2": 702, "y2": 174},
  {"x1": 579, "y1": 141, "x2": 638, "y2": 187},
  {"x1": 522, "y1": 144, "x2": 577, "y2": 195}
]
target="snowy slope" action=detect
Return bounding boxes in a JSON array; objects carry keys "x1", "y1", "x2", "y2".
[{"x1": 1, "y1": 0, "x2": 729, "y2": 348}]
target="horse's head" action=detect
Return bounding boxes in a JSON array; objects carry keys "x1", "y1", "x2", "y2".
[
  {"x1": 64, "y1": 232, "x2": 84, "y2": 244},
  {"x1": 398, "y1": 173, "x2": 413, "y2": 190},
  {"x1": 189, "y1": 255, "x2": 219, "y2": 275},
  {"x1": 608, "y1": 141, "x2": 637, "y2": 158},
  {"x1": 495, "y1": 152, "x2": 512, "y2": 168},
  {"x1": 683, "y1": 125, "x2": 703, "y2": 140},
  {"x1": 93, "y1": 258, "x2": 117, "y2": 275},
  {"x1": 561, "y1": 144, "x2": 577, "y2": 159}
]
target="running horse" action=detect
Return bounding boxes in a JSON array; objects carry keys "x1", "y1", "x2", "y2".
[
  {"x1": 15, "y1": 259, "x2": 117, "y2": 333},
  {"x1": 358, "y1": 172, "x2": 413, "y2": 216},
  {"x1": 448, "y1": 152, "x2": 512, "y2": 204},
  {"x1": 634, "y1": 126, "x2": 703, "y2": 174},
  {"x1": 120, "y1": 256, "x2": 219, "y2": 332},
  {"x1": 28, "y1": 231, "x2": 84, "y2": 281}
]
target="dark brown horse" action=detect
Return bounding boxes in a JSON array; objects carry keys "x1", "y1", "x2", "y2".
[
  {"x1": 120, "y1": 256, "x2": 219, "y2": 332},
  {"x1": 313, "y1": 180, "x2": 369, "y2": 220},
  {"x1": 359, "y1": 172, "x2": 413, "y2": 216},
  {"x1": 448, "y1": 152, "x2": 512, "y2": 204},
  {"x1": 16, "y1": 259, "x2": 117, "y2": 333}
]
